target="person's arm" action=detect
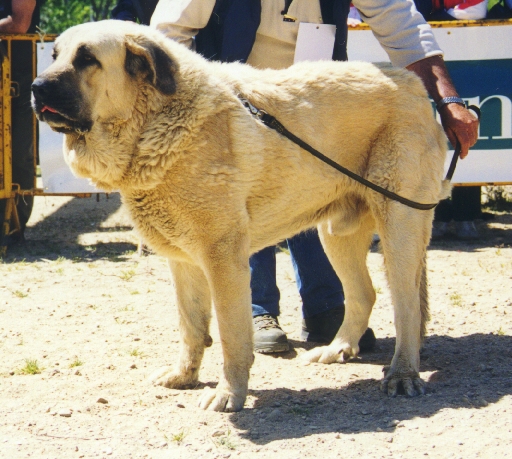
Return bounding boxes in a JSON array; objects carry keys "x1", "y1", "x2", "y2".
[
  {"x1": 355, "y1": 0, "x2": 441, "y2": 68},
  {"x1": 354, "y1": 0, "x2": 479, "y2": 158},
  {"x1": 406, "y1": 55, "x2": 478, "y2": 159},
  {"x1": 150, "y1": 0, "x2": 215, "y2": 48},
  {"x1": 0, "y1": 0, "x2": 36, "y2": 33}
]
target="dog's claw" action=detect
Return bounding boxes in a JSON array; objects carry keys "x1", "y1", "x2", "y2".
[
  {"x1": 198, "y1": 387, "x2": 245, "y2": 412},
  {"x1": 149, "y1": 366, "x2": 197, "y2": 389},
  {"x1": 301, "y1": 343, "x2": 355, "y2": 365},
  {"x1": 381, "y1": 368, "x2": 426, "y2": 397}
]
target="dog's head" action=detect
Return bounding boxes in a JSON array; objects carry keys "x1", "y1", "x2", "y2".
[{"x1": 32, "y1": 20, "x2": 177, "y2": 135}]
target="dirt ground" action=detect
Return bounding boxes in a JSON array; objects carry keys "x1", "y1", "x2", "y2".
[{"x1": 1, "y1": 191, "x2": 511, "y2": 459}]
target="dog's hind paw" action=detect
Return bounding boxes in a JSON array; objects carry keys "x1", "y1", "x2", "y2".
[
  {"x1": 301, "y1": 343, "x2": 355, "y2": 364},
  {"x1": 198, "y1": 387, "x2": 245, "y2": 412},
  {"x1": 149, "y1": 366, "x2": 198, "y2": 389},
  {"x1": 381, "y1": 367, "x2": 426, "y2": 397}
]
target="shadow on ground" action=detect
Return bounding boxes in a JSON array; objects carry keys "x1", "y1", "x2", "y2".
[
  {"x1": 366, "y1": 213, "x2": 512, "y2": 255},
  {"x1": 225, "y1": 333, "x2": 512, "y2": 443},
  {"x1": 4, "y1": 199, "x2": 511, "y2": 262},
  {"x1": 3, "y1": 193, "x2": 139, "y2": 262},
  {"x1": 428, "y1": 212, "x2": 512, "y2": 250}
]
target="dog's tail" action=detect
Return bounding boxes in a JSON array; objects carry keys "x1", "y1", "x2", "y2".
[
  {"x1": 420, "y1": 254, "x2": 430, "y2": 341},
  {"x1": 420, "y1": 179, "x2": 449, "y2": 341}
]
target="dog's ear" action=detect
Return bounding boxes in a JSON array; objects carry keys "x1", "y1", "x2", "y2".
[{"x1": 125, "y1": 37, "x2": 177, "y2": 95}]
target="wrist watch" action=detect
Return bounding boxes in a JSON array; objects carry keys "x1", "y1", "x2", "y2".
[{"x1": 436, "y1": 96, "x2": 466, "y2": 111}]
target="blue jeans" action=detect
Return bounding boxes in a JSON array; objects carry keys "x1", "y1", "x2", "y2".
[{"x1": 250, "y1": 230, "x2": 344, "y2": 319}]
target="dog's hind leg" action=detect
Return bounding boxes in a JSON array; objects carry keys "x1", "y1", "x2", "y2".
[
  {"x1": 378, "y1": 203, "x2": 433, "y2": 397},
  {"x1": 150, "y1": 259, "x2": 212, "y2": 389},
  {"x1": 302, "y1": 211, "x2": 376, "y2": 364}
]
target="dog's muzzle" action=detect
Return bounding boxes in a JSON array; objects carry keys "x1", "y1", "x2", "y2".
[{"x1": 32, "y1": 76, "x2": 92, "y2": 135}]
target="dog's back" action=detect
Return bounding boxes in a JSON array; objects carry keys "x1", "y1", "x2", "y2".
[{"x1": 197, "y1": 59, "x2": 448, "y2": 250}]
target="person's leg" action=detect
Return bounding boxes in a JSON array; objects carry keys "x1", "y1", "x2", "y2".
[
  {"x1": 452, "y1": 186, "x2": 481, "y2": 221},
  {"x1": 452, "y1": 186, "x2": 481, "y2": 239},
  {"x1": 434, "y1": 198, "x2": 453, "y2": 223},
  {"x1": 287, "y1": 230, "x2": 344, "y2": 319},
  {"x1": 250, "y1": 246, "x2": 289, "y2": 353},
  {"x1": 250, "y1": 246, "x2": 280, "y2": 317},
  {"x1": 288, "y1": 230, "x2": 345, "y2": 343}
]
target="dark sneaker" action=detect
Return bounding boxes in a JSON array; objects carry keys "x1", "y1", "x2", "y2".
[
  {"x1": 301, "y1": 306, "x2": 376, "y2": 352},
  {"x1": 301, "y1": 306, "x2": 345, "y2": 343},
  {"x1": 253, "y1": 315, "x2": 290, "y2": 354},
  {"x1": 358, "y1": 327, "x2": 376, "y2": 353}
]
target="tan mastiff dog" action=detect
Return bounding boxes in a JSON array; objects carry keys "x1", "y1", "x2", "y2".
[{"x1": 32, "y1": 20, "x2": 449, "y2": 412}]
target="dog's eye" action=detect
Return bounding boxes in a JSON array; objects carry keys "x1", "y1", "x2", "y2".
[{"x1": 73, "y1": 50, "x2": 101, "y2": 69}]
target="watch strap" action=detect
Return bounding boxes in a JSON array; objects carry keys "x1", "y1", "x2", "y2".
[{"x1": 436, "y1": 96, "x2": 466, "y2": 111}]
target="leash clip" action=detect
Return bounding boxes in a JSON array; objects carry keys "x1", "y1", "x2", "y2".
[{"x1": 239, "y1": 95, "x2": 267, "y2": 120}]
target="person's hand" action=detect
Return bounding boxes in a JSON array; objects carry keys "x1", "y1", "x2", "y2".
[
  {"x1": 0, "y1": 0, "x2": 36, "y2": 33},
  {"x1": 438, "y1": 103, "x2": 479, "y2": 159},
  {"x1": 406, "y1": 56, "x2": 479, "y2": 159}
]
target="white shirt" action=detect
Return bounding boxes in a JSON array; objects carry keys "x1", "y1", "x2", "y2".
[{"x1": 151, "y1": 0, "x2": 443, "y2": 69}]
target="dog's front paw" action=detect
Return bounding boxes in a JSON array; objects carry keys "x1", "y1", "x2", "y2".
[
  {"x1": 301, "y1": 341, "x2": 357, "y2": 364},
  {"x1": 198, "y1": 386, "x2": 246, "y2": 412},
  {"x1": 381, "y1": 366, "x2": 426, "y2": 397},
  {"x1": 149, "y1": 366, "x2": 198, "y2": 389}
]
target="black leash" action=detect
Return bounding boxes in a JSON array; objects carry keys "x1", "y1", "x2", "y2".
[{"x1": 240, "y1": 96, "x2": 480, "y2": 211}]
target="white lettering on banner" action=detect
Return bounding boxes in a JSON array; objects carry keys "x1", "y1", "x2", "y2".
[{"x1": 479, "y1": 96, "x2": 512, "y2": 140}]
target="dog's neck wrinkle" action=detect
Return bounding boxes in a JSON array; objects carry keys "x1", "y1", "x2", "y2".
[{"x1": 69, "y1": 132, "x2": 136, "y2": 191}]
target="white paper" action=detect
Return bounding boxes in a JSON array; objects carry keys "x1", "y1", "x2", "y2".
[{"x1": 294, "y1": 23, "x2": 336, "y2": 64}]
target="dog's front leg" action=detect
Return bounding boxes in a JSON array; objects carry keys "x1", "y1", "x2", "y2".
[
  {"x1": 150, "y1": 259, "x2": 212, "y2": 389},
  {"x1": 197, "y1": 234, "x2": 254, "y2": 412}
]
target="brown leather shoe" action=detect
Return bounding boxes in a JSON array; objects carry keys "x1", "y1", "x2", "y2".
[{"x1": 253, "y1": 315, "x2": 290, "y2": 354}]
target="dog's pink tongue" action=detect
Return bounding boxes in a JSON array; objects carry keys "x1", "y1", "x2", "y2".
[{"x1": 41, "y1": 105, "x2": 58, "y2": 113}]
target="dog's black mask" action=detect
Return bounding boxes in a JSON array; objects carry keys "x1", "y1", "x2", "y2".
[{"x1": 32, "y1": 74, "x2": 93, "y2": 134}]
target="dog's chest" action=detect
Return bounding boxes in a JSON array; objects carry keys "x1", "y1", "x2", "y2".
[{"x1": 123, "y1": 192, "x2": 187, "y2": 247}]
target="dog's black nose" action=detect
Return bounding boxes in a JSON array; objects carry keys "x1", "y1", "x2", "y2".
[{"x1": 31, "y1": 77, "x2": 48, "y2": 98}]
